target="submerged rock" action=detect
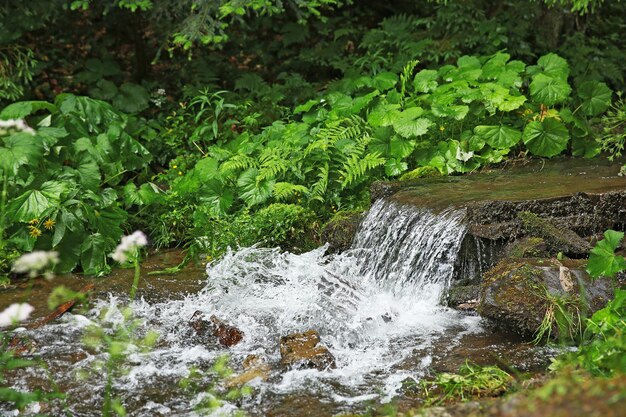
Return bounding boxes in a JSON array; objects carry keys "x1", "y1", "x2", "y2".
[
  {"x1": 477, "y1": 259, "x2": 615, "y2": 339},
  {"x1": 189, "y1": 311, "x2": 244, "y2": 347},
  {"x1": 279, "y1": 330, "x2": 336, "y2": 370},
  {"x1": 227, "y1": 355, "x2": 271, "y2": 387}
]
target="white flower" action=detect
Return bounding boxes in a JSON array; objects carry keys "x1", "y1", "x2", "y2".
[
  {"x1": 456, "y1": 147, "x2": 474, "y2": 162},
  {"x1": 12, "y1": 251, "x2": 59, "y2": 278},
  {"x1": 156, "y1": 88, "x2": 166, "y2": 95},
  {"x1": 110, "y1": 231, "x2": 148, "y2": 263},
  {"x1": 0, "y1": 303, "x2": 34, "y2": 327},
  {"x1": 0, "y1": 118, "x2": 35, "y2": 135}
]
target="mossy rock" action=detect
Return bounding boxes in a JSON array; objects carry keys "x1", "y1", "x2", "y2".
[
  {"x1": 478, "y1": 258, "x2": 614, "y2": 340},
  {"x1": 447, "y1": 284, "x2": 481, "y2": 308},
  {"x1": 321, "y1": 210, "x2": 365, "y2": 254},
  {"x1": 517, "y1": 211, "x2": 591, "y2": 258},
  {"x1": 399, "y1": 166, "x2": 442, "y2": 181},
  {"x1": 505, "y1": 236, "x2": 549, "y2": 258}
]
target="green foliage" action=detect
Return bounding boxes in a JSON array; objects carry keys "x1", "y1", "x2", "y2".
[
  {"x1": 587, "y1": 230, "x2": 626, "y2": 279},
  {"x1": 596, "y1": 97, "x2": 626, "y2": 161},
  {"x1": 0, "y1": 96, "x2": 159, "y2": 276},
  {"x1": 421, "y1": 362, "x2": 512, "y2": 404}
]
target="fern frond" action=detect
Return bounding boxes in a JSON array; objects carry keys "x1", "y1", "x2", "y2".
[
  {"x1": 310, "y1": 163, "x2": 329, "y2": 202},
  {"x1": 258, "y1": 151, "x2": 289, "y2": 181},
  {"x1": 273, "y1": 182, "x2": 309, "y2": 201},
  {"x1": 339, "y1": 152, "x2": 385, "y2": 189},
  {"x1": 220, "y1": 154, "x2": 257, "y2": 175}
]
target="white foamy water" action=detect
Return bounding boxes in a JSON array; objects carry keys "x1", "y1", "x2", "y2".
[{"x1": 6, "y1": 199, "x2": 484, "y2": 415}]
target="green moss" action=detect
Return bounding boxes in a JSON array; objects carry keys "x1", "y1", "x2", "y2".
[
  {"x1": 508, "y1": 237, "x2": 547, "y2": 258},
  {"x1": 399, "y1": 166, "x2": 442, "y2": 181}
]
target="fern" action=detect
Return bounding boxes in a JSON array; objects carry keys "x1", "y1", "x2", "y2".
[
  {"x1": 310, "y1": 163, "x2": 330, "y2": 202},
  {"x1": 339, "y1": 152, "x2": 386, "y2": 188},
  {"x1": 258, "y1": 149, "x2": 289, "y2": 181},
  {"x1": 220, "y1": 154, "x2": 257, "y2": 175},
  {"x1": 273, "y1": 182, "x2": 309, "y2": 201}
]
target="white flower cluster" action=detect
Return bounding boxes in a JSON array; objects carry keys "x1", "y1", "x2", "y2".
[
  {"x1": 0, "y1": 303, "x2": 34, "y2": 327},
  {"x1": 0, "y1": 118, "x2": 35, "y2": 135},
  {"x1": 110, "y1": 230, "x2": 148, "y2": 263},
  {"x1": 12, "y1": 251, "x2": 60, "y2": 278}
]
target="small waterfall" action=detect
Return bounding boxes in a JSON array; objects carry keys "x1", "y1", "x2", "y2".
[{"x1": 6, "y1": 199, "x2": 484, "y2": 416}]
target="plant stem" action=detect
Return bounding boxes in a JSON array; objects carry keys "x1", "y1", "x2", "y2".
[
  {"x1": 0, "y1": 171, "x2": 8, "y2": 251},
  {"x1": 130, "y1": 255, "x2": 141, "y2": 300},
  {"x1": 102, "y1": 357, "x2": 114, "y2": 417}
]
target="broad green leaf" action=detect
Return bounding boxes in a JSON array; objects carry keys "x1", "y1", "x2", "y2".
[
  {"x1": 578, "y1": 81, "x2": 612, "y2": 116},
  {"x1": 384, "y1": 159, "x2": 408, "y2": 177},
  {"x1": 175, "y1": 157, "x2": 220, "y2": 195},
  {"x1": 367, "y1": 102, "x2": 401, "y2": 127},
  {"x1": 237, "y1": 168, "x2": 274, "y2": 206},
  {"x1": 0, "y1": 132, "x2": 43, "y2": 174},
  {"x1": 474, "y1": 125, "x2": 522, "y2": 149},
  {"x1": 294, "y1": 99, "x2": 320, "y2": 114},
  {"x1": 80, "y1": 233, "x2": 110, "y2": 276},
  {"x1": 199, "y1": 179, "x2": 235, "y2": 215},
  {"x1": 390, "y1": 135, "x2": 415, "y2": 158},
  {"x1": 413, "y1": 69, "x2": 438, "y2": 93},
  {"x1": 391, "y1": 107, "x2": 433, "y2": 138},
  {"x1": 112, "y1": 83, "x2": 149, "y2": 113},
  {"x1": 530, "y1": 74, "x2": 572, "y2": 106},
  {"x1": 76, "y1": 155, "x2": 101, "y2": 190},
  {"x1": 0, "y1": 101, "x2": 57, "y2": 120},
  {"x1": 457, "y1": 55, "x2": 481, "y2": 69},
  {"x1": 571, "y1": 136, "x2": 601, "y2": 158},
  {"x1": 89, "y1": 79, "x2": 118, "y2": 101},
  {"x1": 89, "y1": 206, "x2": 126, "y2": 241},
  {"x1": 351, "y1": 90, "x2": 380, "y2": 113},
  {"x1": 431, "y1": 103, "x2": 469, "y2": 120},
  {"x1": 9, "y1": 181, "x2": 67, "y2": 222},
  {"x1": 537, "y1": 53, "x2": 569, "y2": 79},
  {"x1": 481, "y1": 52, "x2": 511, "y2": 79},
  {"x1": 522, "y1": 119, "x2": 570, "y2": 157},
  {"x1": 587, "y1": 230, "x2": 626, "y2": 278},
  {"x1": 373, "y1": 72, "x2": 398, "y2": 91}
]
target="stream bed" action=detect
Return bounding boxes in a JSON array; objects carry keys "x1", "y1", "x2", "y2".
[{"x1": 1, "y1": 200, "x2": 556, "y2": 417}]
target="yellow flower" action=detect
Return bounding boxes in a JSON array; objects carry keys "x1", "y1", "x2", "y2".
[
  {"x1": 178, "y1": 171, "x2": 183, "y2": 176},
  {"x1": 28, "y1": 226, "x2": 42, "y2": 238},
  {"x1": 28, "y1": 218, "x2": 39, "y2": 225},
  {"x1": 172, "y1": 165, "x2": 178, "y2": 169},
  {"x1": 43, "y1": 219, "x2": 56, "y2": 230},
  {"x1": 439, "y1": 125, "x2": 445, "y2": 132}
]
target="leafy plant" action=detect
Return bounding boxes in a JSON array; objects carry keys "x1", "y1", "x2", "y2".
[{"x1": 0, "y1": 96, "x2": 160, "y2": 276}]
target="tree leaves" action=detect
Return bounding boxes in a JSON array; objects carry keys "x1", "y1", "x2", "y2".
[
  {"x1": 522, "y1": 119, "x2": 570, "y2": 157},
  {"x1": 587, "y1": 230, "x2": 626, "y2": 279}
]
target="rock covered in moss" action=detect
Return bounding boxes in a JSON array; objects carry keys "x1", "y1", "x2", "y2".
[
  {"x1": 504, "y1": 236, "x2": 549, "y2": 258},
  {"x1": 517, "y1": 211, "x2": 591, "y2": 257},
  {"x1": 477, "y1": 259, "x2": 614, "y2": 339},
  {"x1": 321, "y1": 210, "x2": 364, "y2": 254},
  {"x1": 399, "y1": 166, "x2": 442, "y2": 181}
]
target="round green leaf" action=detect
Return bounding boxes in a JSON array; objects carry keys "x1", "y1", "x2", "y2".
[
  {"x1": 578, "y1": 81, "x2": 612, "y2": 116},
  {"x1": 522, "y1": 119, "x2": 570, "y2": 157},
  {"x1": 530, "y1": 74, "x2": 572, "y2": 106},
  {"x1": 474, "y1": 125, "x2": 521, "y2": 149},
  {"x1": 537, "y1": 53, "x2": 570, "y2": 79}
]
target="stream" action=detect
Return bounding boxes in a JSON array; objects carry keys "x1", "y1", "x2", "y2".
[{"x1": 1, "y1": 198, "x2": 554, "y2": 416}]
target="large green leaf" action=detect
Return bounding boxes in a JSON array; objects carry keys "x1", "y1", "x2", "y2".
[
  {"x1": 474, "y1": 125, "x2": 521, "y2": 149},
  {"x1": 578, "y1": 81, "x2": 612, "y2": 116},
  {"x1": 373, "y1": 72, "x2": 398, "y2": 91},
  {"x1": 112, "y1": 83, "x2": 150, "y2": 114},
  {"x1": 200, "y1": 179, "x2": 235, "y2": 215},
  {"x1": 0, "y1": 101, "x2": 57, "y2": 120},
  {"x1": 390, "y1": 135, "x2": 415, "y2": 158},
  {"x1": 536, "y1": 53, "x2": 570, "y2": 79},
  {"x1": 530, "y1": 74, "x2": 572, "y2": 106},
  {"x1": 522, "y1": 119, "x2": 570, "y2": 157},
  {"x1": 384, "y1": 158, "x2": 408, "y2": 177},
  {"x1": 237, "y1": 167, "x2": 274, "y2": 206},
  {"x1": 80, "y1": 233, "x2": 111, "y2": 276},
  {"x1": 0, "y1": 132, "x2": 43, "y2": 174},
  {"x1": 587, "y1": 230, "x2": 626, "y2": 279},
  {"x1": 9, "y1": 181, "x2": 68, "y2": 222},
  {"x1": 367, "y1": 102, "x2": 400, "y2": 127},
  {"x1": 175, "y1": 157, "x2": 220, "y2": 195},
  {"x1": 391, "y1": 107, "x2": 433, "y2": 138},
  {"x1": 413, "y1": 69, "x2": 438, "y2": 93}
]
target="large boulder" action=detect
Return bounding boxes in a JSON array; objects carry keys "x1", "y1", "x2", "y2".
[
  {"x1": 477, "y1": 259, "x2": 615, "y2": 339},
  {"x1": 517, "y1": 211, "x2": 591, "y2": 257},
  {"x1": 279, "y1": 330, "x2": 336, "y2": 370}
]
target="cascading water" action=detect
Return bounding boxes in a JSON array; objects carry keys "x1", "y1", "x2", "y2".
[{"x1": 4, "y1": 199, "x2": 485, "y2": 416}]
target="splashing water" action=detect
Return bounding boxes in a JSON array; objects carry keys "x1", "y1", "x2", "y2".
[{"x1": 6, "y1": 199, "x2": 485, "y2": 415}]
